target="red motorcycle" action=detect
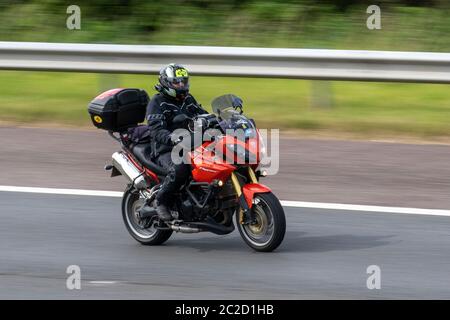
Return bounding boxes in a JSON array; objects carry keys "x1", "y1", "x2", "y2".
[{"x1": 89, "y1": 90, "x2": 285, "y2": 252}]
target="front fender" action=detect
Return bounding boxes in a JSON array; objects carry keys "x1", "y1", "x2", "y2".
[{"x1": 242, "y1": 183, "x2": 271, "y2": 208}]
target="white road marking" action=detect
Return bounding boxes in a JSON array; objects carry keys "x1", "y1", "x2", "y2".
[
  {"x1": 88, "y1": 281, "x2": 118, "y2": 285},
  {"x1": 1, "y1": 185, "x2": 450, "y2": 217},
  {"x1": 281, "y1": 200, "x2": 450, "y2": 217},
  {"x1": 0, "y1": 185, "x2": 122, "y2": 197}
]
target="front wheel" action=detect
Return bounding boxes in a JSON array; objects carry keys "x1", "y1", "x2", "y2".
[
  {"x1": 122, "y1": 187, "x2": 173, "y2": 245},
  {"x1": 236, "y1": 192, "x2": 286, "y2": 252}
]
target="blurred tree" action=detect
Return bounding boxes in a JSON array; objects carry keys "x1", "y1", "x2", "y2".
[{"x1": 0, "y1": 0, "x2": 448, "y2": 50}]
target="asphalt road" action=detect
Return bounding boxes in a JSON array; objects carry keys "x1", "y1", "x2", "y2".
[
  {"x1": 2, "y1": 126, "x2": 450, "y2": 208},
  {"x1": 1, "y1": 126, "x2": 450, "y2": 299},
  {"x1": 1, "y1": 191, "x2": 450, "y2": 299}
]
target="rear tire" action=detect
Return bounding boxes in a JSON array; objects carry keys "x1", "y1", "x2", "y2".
[
  {"x1": 236, "y1": 192, "x2": 286, "y2": 252},
  {"x1": 122, "y1": 187, "x2": 172, "y2": 245}
]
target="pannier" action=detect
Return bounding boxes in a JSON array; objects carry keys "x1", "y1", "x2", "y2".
[{"x1": 88, "y1": 88, "x2": 149, "y2": 132}]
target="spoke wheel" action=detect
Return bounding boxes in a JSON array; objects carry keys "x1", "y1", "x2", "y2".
[
  {"x1": 122, "y1": 187, "x2": 172, "y2": 245},
  {"x1": 236, "y1": 192, "x2": 286, "y2": 252}
]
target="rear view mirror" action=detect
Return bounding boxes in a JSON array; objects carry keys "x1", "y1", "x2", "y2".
[
  {"x1": 232, "y1": 96, "x2": 243, "y2": 114},
  {"x1": 232, "y1": 96, "x2": 243, "y2": 108}
]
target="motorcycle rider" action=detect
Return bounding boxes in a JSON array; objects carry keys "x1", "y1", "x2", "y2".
[{"x1": 146, "y1": 63, "x2": 208, "y2": 221}]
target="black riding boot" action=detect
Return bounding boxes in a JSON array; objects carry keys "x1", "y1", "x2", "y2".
[{"x1": 156, "y1": 200, "x2": 172, "y2": 221}]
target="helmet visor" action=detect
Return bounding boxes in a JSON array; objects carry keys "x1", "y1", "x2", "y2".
[{"x1": 168, "y1": 77, "x2": 189, "y2": 90}]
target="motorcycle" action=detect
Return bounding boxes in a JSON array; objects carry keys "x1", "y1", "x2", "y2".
[{"x1": 89, "y1": 90, "x2": 286, "y2": 252}]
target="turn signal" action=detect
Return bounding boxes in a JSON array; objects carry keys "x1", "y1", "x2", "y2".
[{"x1": 215, "y1": 180, "x2": 224, "y2": 187}]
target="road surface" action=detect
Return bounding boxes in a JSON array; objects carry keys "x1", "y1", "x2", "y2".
[
  {"x1": 1, "y1": 192, "x2": 449, "y2": 299},
  {"x1": 1, "y1": 126, "x2": 450, "y2": 208},
  {"x1": 1, "y1": 126, "x2": 450, "y2": 299}
]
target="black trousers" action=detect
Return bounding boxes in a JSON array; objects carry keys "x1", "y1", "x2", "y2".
[{"x1": 155, "y1": 151, "x2": 191, "y2": 205}]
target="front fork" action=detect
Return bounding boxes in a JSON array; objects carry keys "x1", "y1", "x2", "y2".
[{"x1": 230, "y1": 167, "x2": 258, "y2": 225}]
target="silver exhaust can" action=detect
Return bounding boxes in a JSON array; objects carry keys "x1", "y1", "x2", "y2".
[{"x1": 111, "y1": 151, "x2": 148, "y2": 189}]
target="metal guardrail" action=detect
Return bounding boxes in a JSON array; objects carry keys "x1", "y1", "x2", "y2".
[{"x1": 0, "y1": 41, "x2": 449, "y2": 83}]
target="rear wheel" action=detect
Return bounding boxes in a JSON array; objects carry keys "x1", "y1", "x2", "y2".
[
  {"x1": 236, "y1": 192, "x2": 286, "y2": 252},
  {"x1": 122, "y1": 187, "x2": 172, "y2": 245}
]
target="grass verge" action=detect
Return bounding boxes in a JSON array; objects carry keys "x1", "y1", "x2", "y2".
[{"x1": 1, "y1": 71, "x2": 449, "y2": 140}]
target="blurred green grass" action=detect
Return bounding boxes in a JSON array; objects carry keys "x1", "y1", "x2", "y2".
[{"x1": 1, "y1": 71, "x2": 449, "y2": 138}]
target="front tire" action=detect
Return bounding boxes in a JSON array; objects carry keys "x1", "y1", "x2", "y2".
[
  {"x1": 122, "y1": 187, "x2": 173, "y2": 245},
  {"x1": 236, "y1": 192, "x2": 286, "y2": 252}
]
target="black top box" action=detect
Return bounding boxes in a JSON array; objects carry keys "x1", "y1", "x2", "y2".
[{"x1": 88, "y1": 88, "x2": 149, "y2": 132}]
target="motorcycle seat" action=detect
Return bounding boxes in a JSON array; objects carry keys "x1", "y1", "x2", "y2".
[{"x1": 130, "y1": 143, "x2": 168, "y2": 177}]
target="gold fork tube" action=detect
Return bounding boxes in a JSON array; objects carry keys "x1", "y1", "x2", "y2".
[
  {"x1": 230, "y1": 172, "x2": 242, "y2": 196},
  {"x1": 248, "y1": 167, "x2": 258, "y2": 183},
  {"x1": 230, "y1": 172, "x2": 244, "y2": 224}
]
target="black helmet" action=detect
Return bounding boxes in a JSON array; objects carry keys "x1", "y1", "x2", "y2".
[{"x1": 156, "y1": 63, "x2": 190, "y2": 100}]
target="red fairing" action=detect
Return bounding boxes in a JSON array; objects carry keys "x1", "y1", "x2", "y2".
[
  {"x1": 214, "y1": 134, "x2": 261, "y2": 165},
  {"x1": 190, "y1": 143, "x2": 235, "y2": 183},
  {"x1": 189, "y1": 131, "x2": 262, "y2": 183},
  {"x1": 242, "y1": 183, "x2": 271, "y2": 208}
]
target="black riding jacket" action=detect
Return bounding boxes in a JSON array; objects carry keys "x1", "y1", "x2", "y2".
[{"x1": 146, "y1": 93, "x2": 208, "y2": 158}]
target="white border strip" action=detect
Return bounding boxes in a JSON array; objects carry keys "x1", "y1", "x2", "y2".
[
  {"x1": 0, "y1": 185, "x2": 122, "y2": 197},
  {"x1": 1, "y1": 185, "x2": 450, "y2": 217},
  {"x1": 281, "y1": 200, "x2": 450, "y2": 217}
]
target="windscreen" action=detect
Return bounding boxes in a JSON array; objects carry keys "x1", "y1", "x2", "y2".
[
  {"x1": 211, "y1": 94, "x2": 257, "y2": 138},
  {"x1": 211, "y1": 94, "x2": 243, "y2": 121}
]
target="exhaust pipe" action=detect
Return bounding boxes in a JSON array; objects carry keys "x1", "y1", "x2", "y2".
[
  {"x1": 169, "y1": 224, "x2": 202, "y2": 233},
  {"x1": 167, "y1": 218, "x2": 235, "y2": 235},
  {"x1": 111, "y1": 152, "x2": 148, "y2": 189}
]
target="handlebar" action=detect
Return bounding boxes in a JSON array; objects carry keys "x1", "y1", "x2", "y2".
[{"x1": 189, "y1": 114, "x2": 220, "y2": 133}]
